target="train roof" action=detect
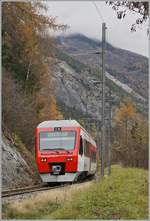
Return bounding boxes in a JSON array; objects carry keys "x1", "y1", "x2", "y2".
[
  {"x1": 37, "y1": 120, "x2": 96, "y2": 147},
  {"x1": 37, "y1": 120, "x2": 81, "y2": 128}
]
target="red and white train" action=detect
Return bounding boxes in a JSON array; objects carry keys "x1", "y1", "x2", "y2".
[{"x1": 36, "y1": 120, "x2": 97, "y2": 183}]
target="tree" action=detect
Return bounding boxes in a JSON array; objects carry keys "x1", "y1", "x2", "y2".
[
  {"x1": 2, "y1": 70, "x2": 37, "y2": 147},
  {"x1": 115, "y1": 99, "x2": 136, "y2": 145},
  {"x1": 2, "y1": 2, "x2": 66, "y2": 149},
  {"x1": 112, "y1": 98, "x2": 148, "y2": 168},
  {"x1": 107, "y1": 1, "x2": 149, "y2": 33},
  {"x1": 2, "y1": 2, "x2": 67, "y2": 88}
]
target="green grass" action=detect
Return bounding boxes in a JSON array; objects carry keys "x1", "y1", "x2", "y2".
[
  {"x1": 47, "y1": 165, "x2": 148, "y2": 220},
  {"x1": 2, "y1": 165, "x2": 148, "y2": 219}
]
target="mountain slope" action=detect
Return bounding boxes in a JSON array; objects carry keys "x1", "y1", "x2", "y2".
[
  {"x1": 57, "y1": 34, "x2": 148, "y2": 99},
  {"x1": 51, "y1": 54, "x2": 147, "y2": 131}
]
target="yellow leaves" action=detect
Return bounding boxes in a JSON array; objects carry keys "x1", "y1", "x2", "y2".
[
  {"x1": 115, "y1": 100, "x2": 136, "y2": 125},
  {"x1": 113, "y1": 98, "x2": 148, "y2": 168},
  {"x1": 2, "y1": 1, "x2": 67, "y2": 72},
  {"x1": 49, "y1": 95, "x2": 63, "y2": 120},
  {"x1": 3, "y1": 2, "x2": 65, "y2": 127},
  {"x1": 132, "y1": 117, "x2": 148, "y2": 145},
  {"x1": 23, "y1": 26, "x2": 33, "y2": 39},
  {"x1": 35, "y1": 90, "x2": 63, "y2": 122}
]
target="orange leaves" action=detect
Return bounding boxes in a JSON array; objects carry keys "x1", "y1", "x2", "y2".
[
  {"x1": 112, "y1": 99, "x2": 148, "y2": 168},
  {"x1": 2, "y1": 2, "x2": 67, "y2": 82},
  {"x1": 35, "y1": 92, "x2": 63, "y2": 122},
  {"x1": 2, "y1": 1, "x2": 64, "y2": 142},
  {"x1": 49, "y1": 95, "x2": 63, "y2": 120},
  {"x1": 115, "y1": 100, "x2": 136, "y2": 126},
  {"x1": 2, "y1": 2, "x2": 65, "y2": 152}
]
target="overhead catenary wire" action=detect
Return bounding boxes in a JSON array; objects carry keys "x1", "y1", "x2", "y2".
[{"x1": 92, "y1": 1, "x2": 105, "y2": 23}]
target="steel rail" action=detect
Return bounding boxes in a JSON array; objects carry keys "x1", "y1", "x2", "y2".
[
  {"x1": 2, "y1": 175, "x2": 94, "y2": 198},
  {"x1": 2, "y1": 183, "x2": 69, "y2": 198}
]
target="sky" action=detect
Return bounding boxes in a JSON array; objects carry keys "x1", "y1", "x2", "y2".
[{"x1": 46, "y1": 1, "x2": 149, "y2": 57}]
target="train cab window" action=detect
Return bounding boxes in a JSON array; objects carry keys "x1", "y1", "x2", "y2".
[
  {"x1": 39, "y1": 131, "x2": 76, "y2": 151},
  {"x1": 79, "y1": 136, "x2": 83, "y2": 155}
]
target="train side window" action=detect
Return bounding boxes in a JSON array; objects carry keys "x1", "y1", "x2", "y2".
[
  {"x1": 85, "y1": 140, "x2": 88, "y2": 156},
  {"x1": 79, "y1": 136, "x2": 83, "y2": 155},
  {"x1": 86, "y1": 141, "x2": 90, "y2": 156}
]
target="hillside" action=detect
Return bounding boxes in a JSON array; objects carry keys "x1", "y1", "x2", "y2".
[
  {"x1": 3, "y1": 165, "x2": 148, "y2": 219},
  {"x1": 2, "y1": 2, "x2": 64, "y2": 190},
  {"x1": 57, "y1": 34, "x2": 148, "y2": 99},
  {"x1": 51, "y1": 48, "x2": 147, "y2": 126}
]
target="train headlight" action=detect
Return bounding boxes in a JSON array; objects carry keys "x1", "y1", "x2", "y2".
[
  {"x1": 41, "y1": 158, "x2": 47, "y2": 162},
  {"x1": 67, "y1": 157, "x2": 73, "y2": 161}
]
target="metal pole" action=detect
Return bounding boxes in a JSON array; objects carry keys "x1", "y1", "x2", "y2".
[
  {"x1": 101, "y1": 22, "x2": 106, "y2": 177},
  {"x1": 108, "y1": 88, "x2": 112, "y2": 175},
  {"x1": 96, "y1": 121, "x2": 101, "y2": 181}
]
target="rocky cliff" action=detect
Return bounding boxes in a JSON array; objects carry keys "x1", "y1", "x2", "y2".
[
  {"x1": 2, "y1": 136, "x2": 38, "y2": 190},
  {"x1": 52, "y1": 60, "x2": 102, "y2": 119},
  {"x1": 52, "y1": 58, "x2": 147, "y2": 124},
  {"x1": 57, "y1": 34, "x2": 148, "y2": 99}
]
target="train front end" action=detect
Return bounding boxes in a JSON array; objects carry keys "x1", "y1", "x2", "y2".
[{"x1": 36, "y1": 121, "x2": 80, "y2": 183}]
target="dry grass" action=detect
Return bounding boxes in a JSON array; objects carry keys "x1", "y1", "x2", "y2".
[
  {"x1": 3, "y1": 181, "x2": 93, "y2": 219},
  {"x1": 3, "y1": 165, "x2": 148, "y2": 220}
]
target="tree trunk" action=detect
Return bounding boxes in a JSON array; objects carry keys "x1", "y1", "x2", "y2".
[{"x1": 26, "y1": 58, "x2": 32, "y2": 81}]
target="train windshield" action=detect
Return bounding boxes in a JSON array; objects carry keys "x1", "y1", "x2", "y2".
[{"x1": 39, "y1": 131, "x2": 76, "y2": 151}]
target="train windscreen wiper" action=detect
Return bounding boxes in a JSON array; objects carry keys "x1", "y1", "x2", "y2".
[
  {"x1": 55, "y1": 148, "x2": 70, "y2": 153},
  {"x1": 41, "y1": 148, "x2": 70, "y2": 153},
  {"x1": 41, "y1": 148, "x2": 57, "y2": 151}
]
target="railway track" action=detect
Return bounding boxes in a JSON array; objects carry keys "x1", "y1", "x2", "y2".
[
  {"x1": 2, "y1": 183, "x2": 68, "y2": 198},
  {"x1": 2, "y1": 175, "x2": 94, "y2": 198}
]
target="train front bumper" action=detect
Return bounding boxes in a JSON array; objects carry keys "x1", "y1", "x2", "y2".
[{"x1": 40, "y1": 172, "x2": 79, "y2": 182}]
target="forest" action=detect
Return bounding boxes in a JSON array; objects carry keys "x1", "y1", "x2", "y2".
[{"x1": 2, "y1": 2, "x2": 64, "y2": 150}]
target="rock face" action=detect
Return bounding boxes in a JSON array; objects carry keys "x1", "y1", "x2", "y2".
[
  {"x1": 57, "y1": 34, "x2": 148, "y2": 99},
  {"x1": 52, "y1": 59, "x2": 147, "y2": 121},
  {"x1": 52, "y1": 60, "x2": 104, "y2": 120},
  {"x1": 2, "y1": 137, "x2": 33, "y2": 190}
]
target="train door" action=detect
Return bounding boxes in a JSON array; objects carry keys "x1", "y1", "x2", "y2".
[
  {"x1": 77, "y1": 135, "x2": 84, "y2": 172},
  {"x1": 84, "y1": 140, "x2": 91, "y2": 172}
]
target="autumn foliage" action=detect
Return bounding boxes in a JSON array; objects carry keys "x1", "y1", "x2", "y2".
[
  {"x1": 112, "y1": 99, "x2": 148, "y2": 168},
  {"x1": 115, "y1": 101, "x2": 136, "y2": 125},
  {"x1": 2, "y1": 2, "x2": 65, "y2": 149}
]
